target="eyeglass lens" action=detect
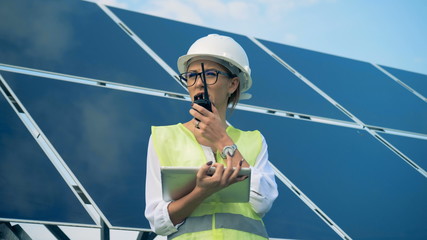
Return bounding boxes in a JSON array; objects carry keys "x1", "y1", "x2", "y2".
[{"x1": 184, "y1": 70, "x2": 219, "y2": 86}]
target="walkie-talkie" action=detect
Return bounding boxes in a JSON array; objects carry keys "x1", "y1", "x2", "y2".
[{"x1": 193, "y1": 63, "x2": 212, "y2": 112}]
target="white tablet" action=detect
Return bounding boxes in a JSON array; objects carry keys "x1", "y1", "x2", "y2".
[{"x1": 161, "y1": 166, "x2": 251, "y2": 203}]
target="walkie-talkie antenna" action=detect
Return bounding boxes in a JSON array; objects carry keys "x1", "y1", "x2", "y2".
[
  {"x1": 193, "y1": 63, "x2": 212, "y2": 113},
  {"x1": 200, "y1": 63, "x2": 210, "y2": 102}
]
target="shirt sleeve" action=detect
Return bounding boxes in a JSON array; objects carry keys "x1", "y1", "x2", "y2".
[
  {"x1": 144, "y1": 135, "x2": 180, "y2": 236},
  {"x1": 249, "y1": 134, "x2": 279, "y2": 217}
]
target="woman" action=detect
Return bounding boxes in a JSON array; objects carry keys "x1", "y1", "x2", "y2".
[{"x1": 145, "y1": 34, "x2": 278, "y2": 239}]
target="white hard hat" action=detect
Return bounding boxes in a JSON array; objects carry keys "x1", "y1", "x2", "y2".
[{"x1": 177, "y1": 34, "x2": 252, "y2": 99}]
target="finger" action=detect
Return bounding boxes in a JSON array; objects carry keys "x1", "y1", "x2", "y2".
[
  {"x1": 195, "y1": 104, "x2": 215, "y2": 121},
  {"x1": 235, "y1": 175, "x2": 249, "y2": 182},
  {"x1": 189, "y1": 108, "x2": 207, "y2": 123},
  {"x1": 192, "y1": 103, "x2": 211, "y2": 116},
  {"x1": 197, "y1": 161, "x2": 213, "y2": 178},
  {"x1": 230, "y1": 159, "x2": 243, "y2": 181},
  {"x1": 211, "y1": 163, "x2": 224, "y2": 179},
  {"x1": 223, "y1": 156, "x2": 234, "y2": 179}
]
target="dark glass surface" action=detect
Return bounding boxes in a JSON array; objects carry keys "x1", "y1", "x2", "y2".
[
  {"x1": 264, "y1": 179, "x2": 340, "y2": 239},
  {"x1": 0, "y1": 83, "x2": 94, "y2": 225},
  {"x1": 378, "y1": 133, "x2": 427, "y2": 171},
  {"x1": 3, "y1": 71, "x2": 191, "y2": 229},
  {"x1": 111, "y1": 7, "x2": 351, "y2": 121},
  {"x1": 260, "y1": 39, "x2": 427, "y2": 134},
  {"x1": 380, "y1": 65, "x2": 427, "y2": 97},
  {"x1": 4, "y1": 71, "x2": 342, "y2": 238},
  {"x1": 229, "y1": 110, "x2": 427, "y2": 240},
  {"x1": 0, "y1": 0, "x2": 184, "y2": 93},
  {"x1": 6, "y1": 70, "x2": 427, "y2": 238}
]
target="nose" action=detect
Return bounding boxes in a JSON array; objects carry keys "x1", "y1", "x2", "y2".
[{"x1": 193, "y1": 73, "x2": 205, "y2": 88}]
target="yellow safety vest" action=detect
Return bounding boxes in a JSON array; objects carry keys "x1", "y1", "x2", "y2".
[{"x1": 152, "y1": 123, "x2": 268, "y2": 240}]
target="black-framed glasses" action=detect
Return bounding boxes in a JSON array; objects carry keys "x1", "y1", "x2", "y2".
[{"x1": 179, "y1": 70, "x2": 234, "y2": 87}]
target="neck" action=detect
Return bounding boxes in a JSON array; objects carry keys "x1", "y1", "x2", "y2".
[{"x1": 217, "y1": 103, "x2": 228, "y2": 126}]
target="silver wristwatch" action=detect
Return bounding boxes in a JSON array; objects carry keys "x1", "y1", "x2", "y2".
[{"x1": 220, "y1": 144, "x2": 237, "y2": 159}]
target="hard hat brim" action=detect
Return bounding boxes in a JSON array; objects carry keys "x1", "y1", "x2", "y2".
[{"x1": 177, "y1": 53, "x2": 252, "y2": 93}]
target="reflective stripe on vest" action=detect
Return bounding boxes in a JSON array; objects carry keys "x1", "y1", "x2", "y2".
[{"x1": 168, "y1": 213, "x2": 268, "y2": 240}]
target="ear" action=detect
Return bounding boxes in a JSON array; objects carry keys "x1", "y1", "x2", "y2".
[{"x1": 228, "y1": 77, "x2": 239, "y2": 95}]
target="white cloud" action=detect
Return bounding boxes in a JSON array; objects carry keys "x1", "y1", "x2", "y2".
[
  {"x1": 88, "y1": 0, "x2": 333, "y2": 45},
  {"x1": 283, "y1": 33, "x2": 298, "y2": 44},
  {"x1": 226, "y1": 1, "x2": 259, "y2": 20},
  {"x1": 141, "y1": 0, "x2": 204, "y2": 25}
]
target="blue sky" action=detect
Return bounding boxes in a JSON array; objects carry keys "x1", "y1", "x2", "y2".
[{"x1": 91, "y1": 0, "x2": 427, "y2": 75}]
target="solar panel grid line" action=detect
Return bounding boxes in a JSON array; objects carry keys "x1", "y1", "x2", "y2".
[
  {"x1": 8, "y1": 71, "x2": 426, "y2": 236},
  {"x1": 370, "y1": 132, "x2": 427, "y2": 177},
  {"x1": 361, "y1": 128, "x2": 427, "y2": 177},
  {"x1": 248, "y1": 36, "x2": 427, "y2": 178},
  {"x1": 367, "y1": 122, "x2": 427, "y2": 140},
  {"x1": 6, "y1": 62, "x2": 427, "y2": 143},
  {"x1": 97, "y1": 3, "x2": 187, "y2": 92},
  {"x1": 0, "y1": 76, "x2": 112, "y2": 227},
  {"x1": 1, "y1": 76, "x2": 40, "y2": 141},
  {"x1": 106, "y1": 225, "x2": 152, "y2": 233},
  {"x1": 1, "y1": 75, "x2": 81, "y2": 187},
  {"x1": 248, "y1": 36, "x2": 363, "y2": 126},
  {"x1": 1, "y1": 63, "x2": 371, "y2": 133},
  {"x1": 270, "y1": 164, "x2": 352, "y2": 240},
  {"x1": 5, "y1": 60, "x2": 427, "y2": 158},
  {"x1": 236, "y1": 103, "x2": 363, "y2": 129},
  {"x1": 375, "y1": 127, "x2": 427, "y2": 140},
  {"x1": 371, "y1": 63, "x2": 427, "y2": 102},
  {"x1": 1, "y1": 79, "x2": 102, "y2": 226},
  {"x1": 1, "y1": 218, "x2": 99, "y2": 230},
  {"x1": 0, "y1": 63, "x2": 190, "y2": 102},
  {"x1": 0, "y1": 63, "x2": 99, "y2": 87}
]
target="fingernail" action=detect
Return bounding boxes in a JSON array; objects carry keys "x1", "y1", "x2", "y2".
[
  {"x1": 239, "y1": 159, "x2": 243, "y2": 166},
  {"x1": 207, "y1": 161, "x2": 213, "y2": 166}
]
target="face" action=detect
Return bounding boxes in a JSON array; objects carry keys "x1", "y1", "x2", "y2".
[{"x1": 186, "y1": 60, "x2": 238, "y2": 110}]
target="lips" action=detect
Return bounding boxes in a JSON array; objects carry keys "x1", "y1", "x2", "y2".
[{"x1": 194, "y1": 92, "x2": 205, "y2": 101}]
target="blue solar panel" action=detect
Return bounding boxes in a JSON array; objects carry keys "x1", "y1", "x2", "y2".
[
  {"x1": 0, "y1": 80, "x2": 94, "y2": 225},
  {"x1": 378, "y1": 133, "x2": 427, "y2": 171},
  {"x1": 2, "y1": 71, "x2": 192, "y2": 229},
  {"x1": 111, "y1": 6, "x2": 351, "y2": 121},
  {"x1": 0, "y1": 0, "x2": 184, "y2": 93},
  {"x1": 380, "y1": 65, "x2": 427, "y2": 98},
  {"x1": 1, "y1": 0, "x2": 426, "y2": 239},
  {"x1": 264, "y1": 181, "x2": 340, "y2": 239},
  {"x1": 229, "y1": 110, "x2": 427, "y2": 239},
  {"x1": 3, "y1": 70, "x2": 346, "y2": 237},
  {"x1": 259, "y1": 39, "x2": 427, "y2": 134}
]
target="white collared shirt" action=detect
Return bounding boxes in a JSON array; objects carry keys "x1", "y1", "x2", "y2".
[{"x1": 144, "y1": 134, "x2": 278, "y2": 236}]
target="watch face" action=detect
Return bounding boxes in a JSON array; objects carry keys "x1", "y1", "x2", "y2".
[{"x1": 222, "y1": 144, "x2": 237, "y2": 158}]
